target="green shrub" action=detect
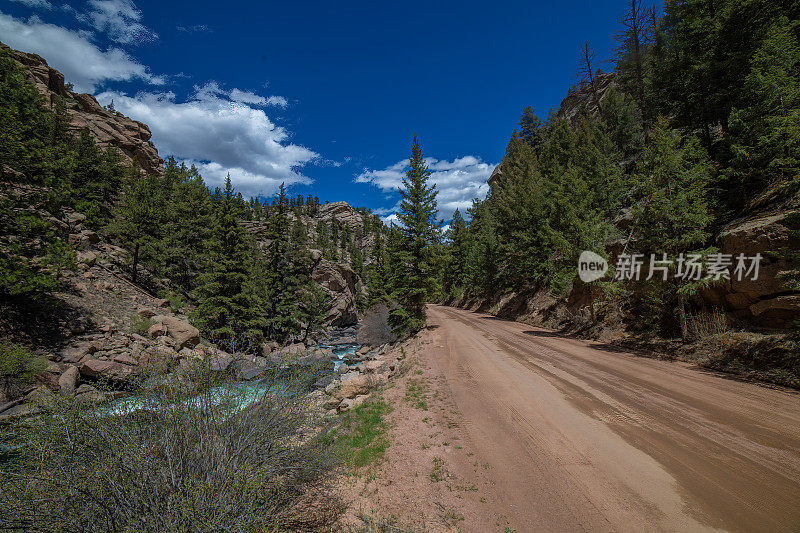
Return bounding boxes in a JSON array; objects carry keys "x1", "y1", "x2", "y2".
[
  {"x1": 129, "y1": 314, "x2": 153, "y2": 336},
  {"x1": 0, "y1": 364, "x2": 339, "y2": 531},
  {"x1": 0, "y1": 341, "x2": 46, "y2": 398}
]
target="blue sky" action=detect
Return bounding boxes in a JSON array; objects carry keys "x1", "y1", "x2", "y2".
[{"x1": 1, "y1": 0, "x2": 628, "y2": 221}]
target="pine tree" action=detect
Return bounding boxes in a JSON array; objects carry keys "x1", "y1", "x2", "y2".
[
  {"x1": 727, "y1": 16, "x2": 800, "y2": 203},
  {"x1": 107, "y1": 164, "x2": 163, "y2": 285},
  {"x1": 392, "y1": 135, "x2": 440, "y2": 332},
  {"x1": 366, "y1": 229, "x2": 390, "y2": 305},
  {"x1": 614, "y1": 0, "x2": 654, "y2": 113},
  {"x1": 518, "y1": 107, "x2": 545, "y2": 151},
  {"x1": 193, "y1": 175, "x2": 258, "y2": 350},
  {"x1": 493, "y1": 132, "x2": 553, "y2": 290},
  {"x1": 158, "y1": 159, "x2": 213, "y2": 290},
  {"x1": 442, "y1": 208, "x2": 468, "y2": 296},
  {"x1": 630, "y1": 118, "x2": 714, "y2": 336},
  {"x1": 262, "y1": 183, "x2": 323, "y2": 343}
]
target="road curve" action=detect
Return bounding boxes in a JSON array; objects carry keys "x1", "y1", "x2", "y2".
[{"x1": 423, "y1": 304, "x2": 800, "y2": 532}]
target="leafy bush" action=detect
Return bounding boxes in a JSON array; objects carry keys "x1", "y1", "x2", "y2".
[
  {"x1": 0, "y1": 341, "x2": 46, "y2": 398},
  {"x1": 0, "y1": 364, "x2": 339, "y2": 531}
]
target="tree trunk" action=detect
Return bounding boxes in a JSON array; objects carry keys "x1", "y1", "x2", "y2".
[{"x1": 132, "y1": 242, "x2": 139, "y2": 284}]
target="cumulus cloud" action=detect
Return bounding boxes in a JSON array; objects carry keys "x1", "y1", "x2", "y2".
[
  {"x1": 0, "y1": 11, "x2": 163, "y2": 92},
  {"x1": 80, "y1": 0, "x2": 157, "y2": 45},
  {"x1": 96, "y1": 86, "x2": 318, "y2": 197},
  {"x1": 8, "y1": 0, "x2": 53, "y2": 9},
  {"x1": 356, "y1": 155, "x2": 496, "y2": 221}
]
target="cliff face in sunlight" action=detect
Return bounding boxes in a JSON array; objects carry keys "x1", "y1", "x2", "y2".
[{"x1": 2, "y1": 43, "x2": 162, "y2": 174}]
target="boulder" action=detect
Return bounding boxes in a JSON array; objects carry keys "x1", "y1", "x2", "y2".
[
  {"x1": 232, "y1": 359, "x2": 263, "y2": 380},
  {"x1": 276, "y1": 342, "x2": 306, "y2": 357},
  {"x1": 58, "y1": 365, "x2": 80, "y2": 396},
  {"x1": 80, "y1": 359, "x2": 133, "y2": 381},
  {"x1": 338, "y1": 394, "x2": 369, "y2": 412},
  {"x1": 137, "y1": 308, "x2": 156, "y2": 318},
  {"x1": 333, "y1": 374, "x2": 386, "y2": 401},
  {"x1": 363, "y1": 359, "x2": 389, "y2": 374},
  {"x1": 112, "y1": 354, "x2": 138, "y2": 366},
  {"x1": 76, "y1": 250, "x2": 97, "y2": 266},
  {"x1": 150, "y1": 315, "x2": 200, "y2": 349},
  {"x1": 323, "y1": 396, "x2": 342, "y2": 410},
  {"x1": 60, "y1": 340, "x2": 101, "y2": 363},
  {"x1": 702, "y1": 211, "x2": 800, "y2": 327},
  {"x1": 262, "y1": 341, "x2": 279, "y2": 356},
  {"x1": 148, "y1": 322, "x2": 166, "y2": 338},
  {"x1": 208, "y1": 353, "x2": 234, "y2": 372},
  {"x1": 749, "y1": 295, "x2": 800, "y2": 317},
  {"x1": 64, "y1": 211, "x2": 86, "y2": 224},
  {"x1": 339, "y1": 370, "x2": 361, "y2": 382},
  {"x1": 74, "y1": 385, "x2": 110, "y2": 404}
]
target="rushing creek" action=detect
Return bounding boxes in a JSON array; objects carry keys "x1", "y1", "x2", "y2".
[{"x1": 101, "y1": 342, "x2": 360, "y2": 416}]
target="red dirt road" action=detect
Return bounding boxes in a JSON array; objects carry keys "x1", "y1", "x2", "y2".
[{"x1": 422, "y1": 305, "x2": 800, "y2": 532}]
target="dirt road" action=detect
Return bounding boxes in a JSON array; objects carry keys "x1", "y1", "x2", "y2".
[{"x1": 422, "y1": 304, "x2": 800, "y2": 532}]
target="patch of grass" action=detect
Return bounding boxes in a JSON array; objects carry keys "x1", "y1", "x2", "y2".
[
  {"x1": 129, "y1": 314, "x2": 153, "y2": 336},
  {"x1": 434, "y1": 503, "x2": 464, "y2": 527},
  {"x1": 325, "y1": 399, "x2": 392, "y2": 470},
  {"x1": 405, "y1": 378, "x2": 428, "y2": 410},
  {"x1": 429, "y1": 456, "x2": 446, "y2": 482}
]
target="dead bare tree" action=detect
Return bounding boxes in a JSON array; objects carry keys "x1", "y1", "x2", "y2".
[
  {"x1": 614, "y1": 0, "x2": 653, "y2": 112},
  {"x1": 577, "y1": 40, "x2": 601, "y2": 110}
]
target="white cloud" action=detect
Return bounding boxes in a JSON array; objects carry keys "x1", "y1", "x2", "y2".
[
  {"x1": 0, "y1": 11, "x2": 163, "y2": 92},
  {"x1": 230, "y1": 88, "x2": 287, "y2": 108},
  {"x1": 96, "y1": 86, "x2": 319, "y2": 198},
  {"x1": 80, "y1": 0, "x2": 157, "y2": 45},
  {"x1": 8, "y1": 0, "x2": 53, "y2": 9},
  {"x1": 176, "y1": 24, "x2": 211, "y2": 33},
  {"x1": 356, "y1": 155, "x2": 495, "y2": 221}
]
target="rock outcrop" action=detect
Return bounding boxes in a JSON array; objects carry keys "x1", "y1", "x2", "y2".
[
  {"x1": 703, "y1": 211, "x2": 800, "y2": 328},
  {"x1": 311, "y1": 257, "x2": 360, "y2": 326},
  {"x1": 2, "y1": 43, "x2": 162, "y2": 174},
  {"x1": 245, "y1": 201, "x2": 376, "y2": 327},
  {"x1": 556, "y1": 72, "x2": 617, "y2": 128}
]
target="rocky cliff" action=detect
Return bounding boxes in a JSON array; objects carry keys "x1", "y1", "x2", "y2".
[{"x1": 2, "y1": 43, "x2": 162, "y2": 175}]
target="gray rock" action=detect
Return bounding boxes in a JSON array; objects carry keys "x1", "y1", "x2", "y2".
[
  {"x1": 58, "y1": 365, "x2": 80, "y2": 395},
  {"x1": 233, "y1": 359, "x2": 263, "y2": 380}
]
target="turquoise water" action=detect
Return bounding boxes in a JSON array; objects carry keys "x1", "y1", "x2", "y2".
[
  {"x1": 323, "y1": 344, "x2": 359, "y2": 370},
  {"x1": 101, "y1": 379, "x2": 277, "y2": 416},
  {"x1": 100, "y1": 343, "x2": 360, "y2": 416}
]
